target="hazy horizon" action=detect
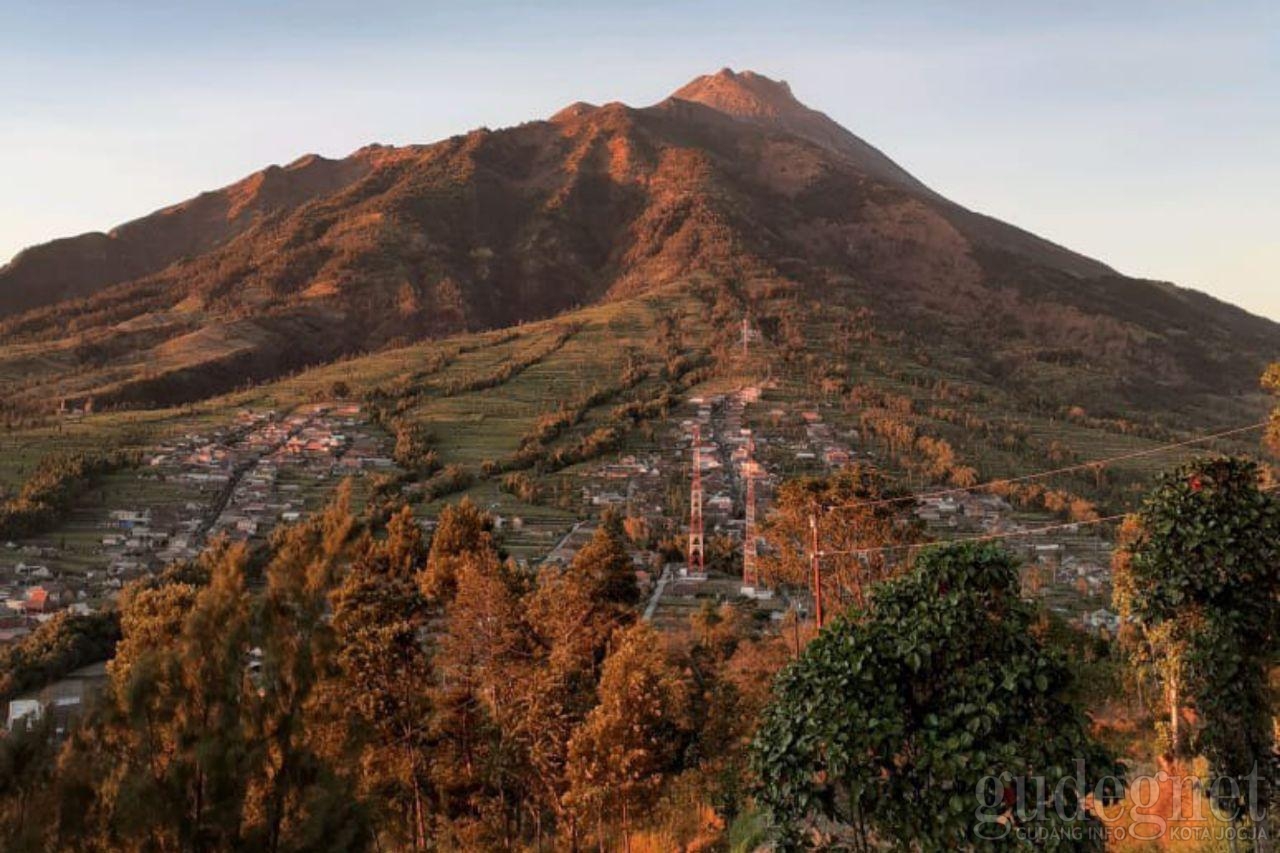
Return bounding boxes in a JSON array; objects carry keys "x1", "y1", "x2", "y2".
[{"x1": 3, "y1": 0, "x2": 1277, "y2": 321}]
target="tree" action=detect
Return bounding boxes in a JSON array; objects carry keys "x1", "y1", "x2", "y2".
[
  {"x1": 761, "y1": 465, "x2": 921, "y2": 610},
  {"x1": 245, "y1": 500, "x2": 369, "y2": 853},
  {"x1": 685, "y1": 604, "x2": 791, "y2": 825},
  {"x1": 420, "y1": 498, "x2": 495, "y2": 602},
  {"x1": 513, "y1": 533, "x2": 640, "y2": 844},
  {"x1": 430, "y1": 548, "x2": 531, "y2": 847},
  {"x1": 1114, "y1": 457, "x2": 1279, "y2": 830},
  {"x1": 329, "y1": 531, "x2": 436, "y2": 850},
  {"x1": 66, "y1": 542, "x2": 257, "y2": 851},
  {"x1": 569, "y1": 513, "x2": 640, "y2": 608},
  {"x1": 752, "y1": 543, "x2": 1121, "y2": 850},
  {"x1": 566, "y1": 623, "x2": 692, "y2": 849},
  {"x1": 0, "y1": 715, "x2": 58, "y2": 851},
  {"x1": 0, "y1": 610, "x2": 120, "y2": 703}
]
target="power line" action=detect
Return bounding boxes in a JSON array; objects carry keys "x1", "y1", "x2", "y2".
[
  {"x1": 817, "y1": 513, "x2": 1130, "y2": 558},
  {"x1": 823, "y1": 421, "x2": 1267, "y2": 514},
  {"x1": 817, "y1": 482, "x2": 1280, "y2": 559}
]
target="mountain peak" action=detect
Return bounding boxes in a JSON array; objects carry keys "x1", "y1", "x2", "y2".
[
  {"x1": 670, "y1": 68, "x2": 804, "y2": 120},
  {"x1": 667, "y1": 68, "x2": 932, "y2": 196}
]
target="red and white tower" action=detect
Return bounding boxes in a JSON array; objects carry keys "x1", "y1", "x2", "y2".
[
  {"x1": 742, "y1": 431, "x2": 759, "y2": 591},
  {"x1": 688, "y1": 424, "x2": 706, "y2": 579}
]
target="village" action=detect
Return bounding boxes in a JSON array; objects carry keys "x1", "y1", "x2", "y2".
[
  {"x1": 566, "y1": 386, "x2": 1119, "y2": 638},
  {"x1": 0, "y1": 404, "x2": 391, "y2": 650},
  {"x1": 4, "y1": 389, "x2": 1120, "y2": 734}
]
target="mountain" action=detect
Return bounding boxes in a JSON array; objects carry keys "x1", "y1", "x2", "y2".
[{"x1": 0, "y1": 68, "x2": 1274, "y2": 414}]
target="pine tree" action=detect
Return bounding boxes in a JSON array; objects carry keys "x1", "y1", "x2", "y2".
[
  {"x1": 569, "y1": 512, "x2": 640, "y2": 608},
  {"x1": 329, "y1": 532, "x2": 436, "y2": 850},
  {"x1": 566, "y1": 623, "x2": 692, "y2": 849},
  {"x1": 420, "y1": 498, "x2": 495, "y2": 602},
  {"x1": 245, "y1": 501, "x2": 368, "y2": 853}
]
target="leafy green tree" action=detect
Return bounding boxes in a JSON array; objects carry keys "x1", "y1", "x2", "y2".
[
  {"x1": 1114, "y1": 457, "x2": 1279, "y2": 828},
  {"x1": 752, "y1": 543, "x2": 1121, "y2": 850}
]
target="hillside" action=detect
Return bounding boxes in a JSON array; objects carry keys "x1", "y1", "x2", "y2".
[
  {"x1": 0, "y1": 68, "x2": 1275, "y2": 418},
  {"x1": 0, "y1": 151, "x2": 378, "y2": 317}
]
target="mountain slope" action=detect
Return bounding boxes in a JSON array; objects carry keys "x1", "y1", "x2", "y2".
[
  {"x1": 0, "y1": 69, "x2": 1274, "y2": 417},
  {"x1": 0, "y1": 151, "x2": 378, "y2": 317}
]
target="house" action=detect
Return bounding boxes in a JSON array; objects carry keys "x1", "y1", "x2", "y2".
[
  {"x1": 824, "y1": 448, "x2": 852, "y2": 467},
  {"x1": 707, "y1": 494, "x2": 733, "y2": 513},
  {"x1": 110, "y1": 510, "x2": 151, "y2": 530},
  {"x1": 23, "y1": 586, "x2": 52, "y2": 614},
  {"x1": 1084, "y1": 608, "x2": 1120, "y2": 634},
  {"x1": 7, "y1": 699, "x2": 42, "y2": 730}
]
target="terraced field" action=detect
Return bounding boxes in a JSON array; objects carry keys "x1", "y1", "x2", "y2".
[{"x1": 1, "y1": 278, "x2": 1270, "y2": 565}]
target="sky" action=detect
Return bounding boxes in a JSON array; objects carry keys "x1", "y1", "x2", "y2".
[{"x1": 2, "y1": 0, "x2": 1278, "y2": 320}]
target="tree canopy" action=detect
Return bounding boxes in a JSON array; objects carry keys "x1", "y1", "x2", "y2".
[
  {"x1": 752, "y1": 543, "x2": 1121, "y2": 849},
  {"x1": 1114, "y1": 456, "x2": 1279, "y2": 822}
]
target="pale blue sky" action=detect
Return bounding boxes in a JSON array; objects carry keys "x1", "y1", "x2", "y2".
[{"x1": 2, "y1": 1, "x2": 1277, "y2": 320}]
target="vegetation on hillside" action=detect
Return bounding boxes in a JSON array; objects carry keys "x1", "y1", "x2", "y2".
[
  {"x1": 0, "y1": 451, "x2": 139, "y2": 541},
  {"x1": 1, "y1": 447, "x2": 1275, "y2": 849},
  {"x1": 0, "y1": 612, "x2": 120, "y2": 703}
]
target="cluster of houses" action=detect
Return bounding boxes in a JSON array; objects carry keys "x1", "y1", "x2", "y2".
[
  {"x1": 915, "y1": 493, "x2": 1120, "y2": 634},
  {"x1": 800, "y1": 409, "x2": 855, "y2": 469},
  {"x1": 0, "y1": 404, "x2": 395, "y2": 638},
  {"x1": 0, "y1": 559, "x2": 97, "y2": 645},
  {"x1": 580, "y1": 455, "x2": 662, "y2": 511},
  {"x1": 205, "y1": 405, "x2": 390, "y2": 542},
  {"x1": 916, "y1": 493, "x2": 1012, "y2": 530}
]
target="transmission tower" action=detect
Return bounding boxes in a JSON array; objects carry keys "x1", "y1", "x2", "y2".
[
  {"x1": 742, "y1": 431, "x2": 759, "y2": 592},
  {"x1": 687, "y1": 424, "x2": 706, "y2": 579}
]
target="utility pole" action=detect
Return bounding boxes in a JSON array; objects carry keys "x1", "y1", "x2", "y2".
[
  {"x1": 742, "y1": 431, "x2": 758, "y2": 593},
  {"x1": 809, "y1": 508, "x2": 824, "y2": 629},
  {"x1": 688, "y1": 424, "x2": 706, "y2": 579}
]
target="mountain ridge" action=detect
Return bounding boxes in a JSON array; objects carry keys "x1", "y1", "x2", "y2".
[
  {"x1": 0, "y1": 69, "x2": 1273, "y2": 417},
  {"x1": 0, "y1": 150, "x2": 379, "y2": 316}
]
